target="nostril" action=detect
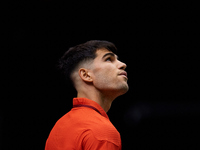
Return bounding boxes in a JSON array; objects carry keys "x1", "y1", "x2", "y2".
[
  {"x1": 120, "y1": 63, "x2": 127, "y2": 70},
  {"x1": 117, "y1": 60, "x2": 127, "y2": 70}
]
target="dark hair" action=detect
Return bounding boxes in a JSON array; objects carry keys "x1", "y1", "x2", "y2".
[{"x1": 58, "y1": 40, "x2": 117, "y2": 81}]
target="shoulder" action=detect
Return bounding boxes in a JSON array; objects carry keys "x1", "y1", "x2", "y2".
[
  {"x1": 67, "y1": 108, "x2": 121, "y2": 146},
  {"x1": 80, "y1": 129, "x2": 121, "y2": 149},
  {"x1": 91, "y1": 121, "x2": 121, "y2": 143},
  {"x1": 68, "y1": 107, "x2": 121, "y2": 141},
  {"x1": 78, "y1": 119, "x2": 121, "y2": 148},
  {"x1": 54, "y1": 107, "x2": 121, "y2": 142}
]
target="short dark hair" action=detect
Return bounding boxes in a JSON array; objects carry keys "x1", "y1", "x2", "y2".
[{"x1": 58, "y1": 40, "x2": 117, "y2": 81}]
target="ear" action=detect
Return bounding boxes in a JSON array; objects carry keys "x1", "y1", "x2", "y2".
[{"x1": 78, "y1": 68, "x2": 93, "y2": 82}]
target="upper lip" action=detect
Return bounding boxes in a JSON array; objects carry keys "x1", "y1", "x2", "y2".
[{"x1": 119, "y1": 71, "x2": 128, "y2": 77}]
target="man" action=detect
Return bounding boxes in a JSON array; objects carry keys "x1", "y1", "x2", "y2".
[{"x1": 45, "y1": 40, "x2": 129, "y2": 150}]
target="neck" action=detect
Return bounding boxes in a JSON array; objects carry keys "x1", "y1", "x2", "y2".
[{"x1": 77, "y1": 89, "x2": 115, "y2": 113}]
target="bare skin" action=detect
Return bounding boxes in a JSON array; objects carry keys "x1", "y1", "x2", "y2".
[{"x1": 72, "y1": 49, "x2": 129, "y2": 113}]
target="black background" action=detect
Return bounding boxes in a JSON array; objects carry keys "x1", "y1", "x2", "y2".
[{"x1": 3, "y1": 1, "x2": 199, "y2": 150}]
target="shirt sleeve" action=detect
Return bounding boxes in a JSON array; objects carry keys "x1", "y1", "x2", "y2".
[{"x1": 81, "y1": 130, "x2": 121, "y2": 150}]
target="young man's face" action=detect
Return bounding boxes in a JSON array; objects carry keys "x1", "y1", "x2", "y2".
[{"x1": 90, "y1": 49, "x2": 129, "y2": 97}]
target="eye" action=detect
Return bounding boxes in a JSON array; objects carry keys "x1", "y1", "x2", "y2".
[{"x1": 105, "y1": 57, "x2": 112, "y2": 62}]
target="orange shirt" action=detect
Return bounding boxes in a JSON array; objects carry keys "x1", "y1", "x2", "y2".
[{"x1": 45, "y1": 98, "x2": 122, "y2": 150}]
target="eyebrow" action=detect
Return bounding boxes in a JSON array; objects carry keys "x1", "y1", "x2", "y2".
[{"x1": 102, "y1": 52, "x2": 118, "y2": 59}]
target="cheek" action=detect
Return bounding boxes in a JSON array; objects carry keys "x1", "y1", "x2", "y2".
[{"x1": 92, "y1": 67, "x2": 117, "y2": 89}]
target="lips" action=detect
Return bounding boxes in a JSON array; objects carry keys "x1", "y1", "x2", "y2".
[{"x1": 119, "y1": 71, "x2": 128, "y2": 79}]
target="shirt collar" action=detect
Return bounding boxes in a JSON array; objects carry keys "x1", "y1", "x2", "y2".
[{"x1": 73, "y1": 97, "x2": 109, "y2": 119}]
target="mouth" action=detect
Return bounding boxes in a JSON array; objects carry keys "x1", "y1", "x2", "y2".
[{"x1": 119, "y1": 71, "x2": 128, "y2": 79}]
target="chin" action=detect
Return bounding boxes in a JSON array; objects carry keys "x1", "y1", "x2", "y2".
[{"x1": 118, "y1": 84, "x2": 129, "y2": 95}]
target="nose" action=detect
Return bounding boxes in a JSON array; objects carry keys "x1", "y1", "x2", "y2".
[{"x1": 118, "y1": 60, "x2": 127, "y2": 70}]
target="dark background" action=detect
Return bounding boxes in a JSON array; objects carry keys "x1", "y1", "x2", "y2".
[{"x1": 3, "y1": 1, "x2": 199, "y2": 150}]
